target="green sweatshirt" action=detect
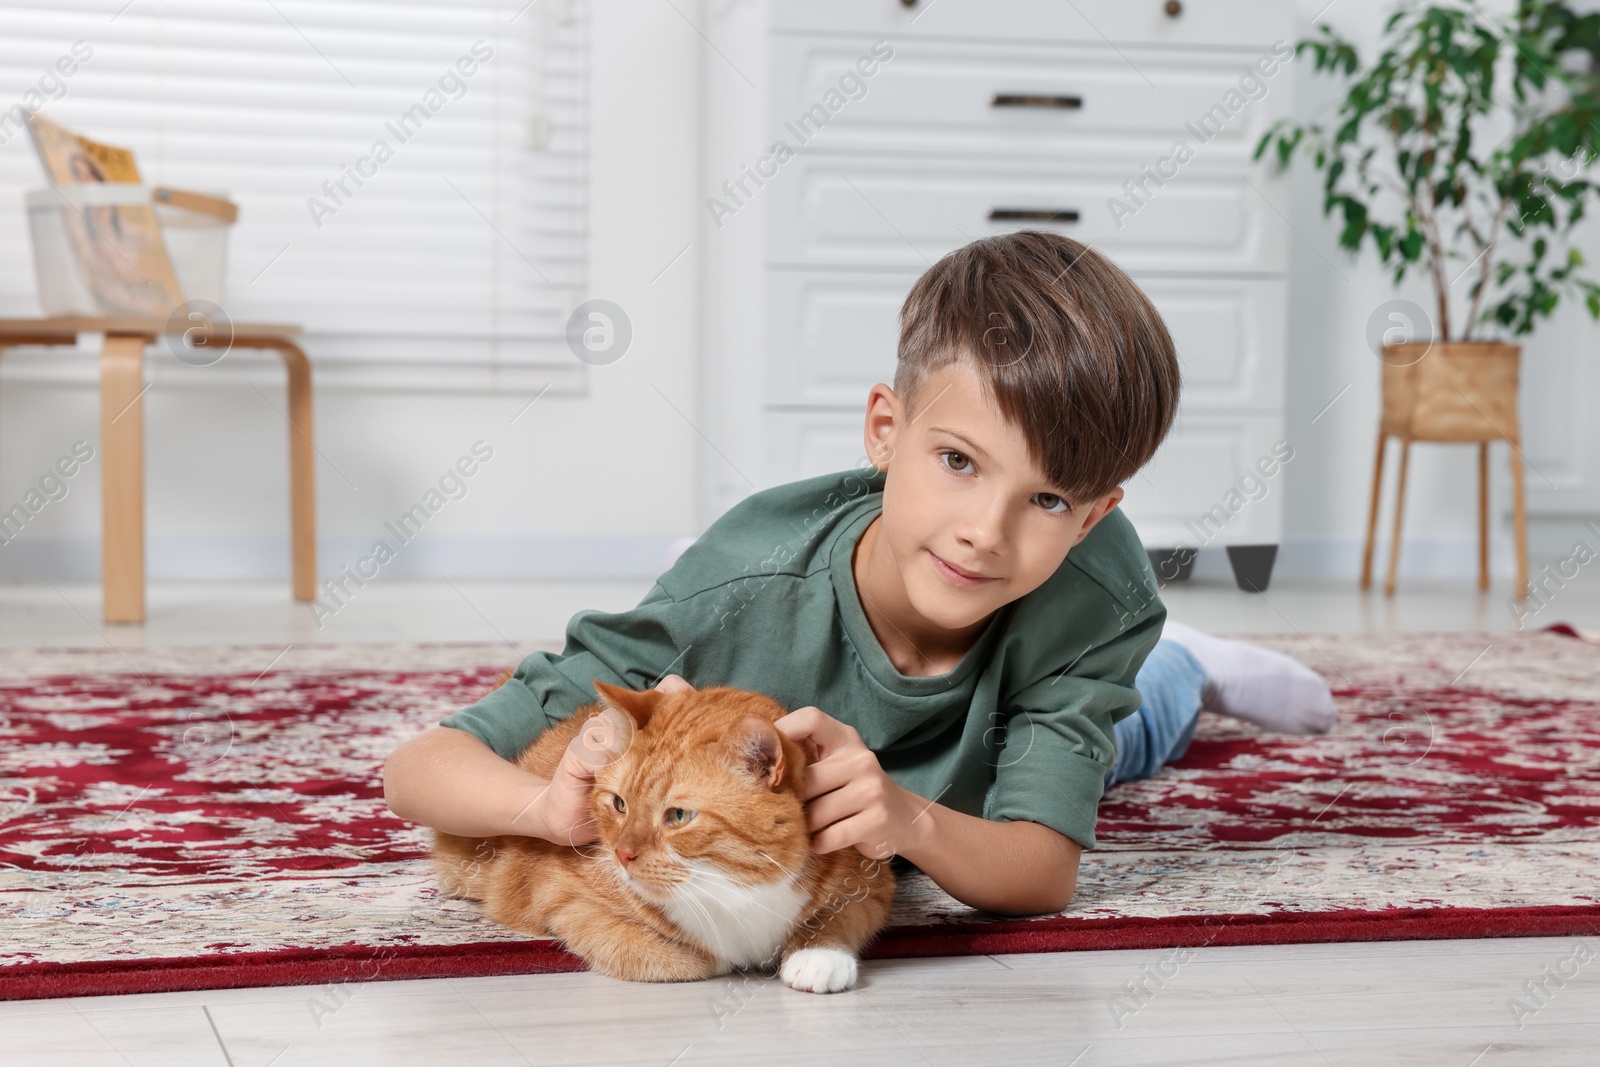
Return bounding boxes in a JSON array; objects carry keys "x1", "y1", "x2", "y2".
[{"x1": 440, "y1": 465, "x2": 1165, "y2": 850}]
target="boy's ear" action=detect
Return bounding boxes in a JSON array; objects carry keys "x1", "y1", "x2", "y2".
[
  {"x1": 592, "y1": 681, "x2": 662, "y2": 730},
  {"x1": 1073, "y1": 486, "x2": 1125, "y2": 546},
  {"x1": 862, "y1": 382, "x2": 900, "y2": 471}
]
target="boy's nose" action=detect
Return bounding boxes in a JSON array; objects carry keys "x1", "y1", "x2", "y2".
[
  {"x1": 957, "y1": 525, "x2": 1004, "y2": 557},
  {"x1": 957, "y1": 498, "x2": 1009, "y2": 553}
]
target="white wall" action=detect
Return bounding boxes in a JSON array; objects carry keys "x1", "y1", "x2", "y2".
[
  {"x1": 4, "y1": 0, "x2": 1591, "y2": 593},
  {"x1": 1239, "y1": 0, "x2": 1598, "y2": 586},
  {"x1": 0, "y1": 0, "x2": 703, "y2": 588}
]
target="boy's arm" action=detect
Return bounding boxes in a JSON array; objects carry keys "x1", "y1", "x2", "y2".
[
  {"x1": 390, "y1": 580, "x2": 699, "y2": 839},
  {"x1": 901, "y1": 802, "x2": 1081, "y2": 916},
  {"x1": 781, "y1": 605, "x2": 1161, "y2": 912},
  {"x1": 777, "y1": 707, "x2": 1081, "y2": 916},
  {"x1": 383, "y1": 727, "x2": 557, "y2": 839},
  {"x1": 384, "y1": 704, "x2": 635, "y2": 845}
]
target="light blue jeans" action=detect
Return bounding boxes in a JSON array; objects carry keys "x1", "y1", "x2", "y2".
[{"x1": 1104, "y1": 638, "x2": 1206, "y2": 787}]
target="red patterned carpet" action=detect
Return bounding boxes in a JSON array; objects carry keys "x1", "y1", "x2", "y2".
[{"x1": 2, "y1": 631, "x2": 1598, "y2": 1000}]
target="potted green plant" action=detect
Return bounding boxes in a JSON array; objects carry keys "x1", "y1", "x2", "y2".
[{"x1": 1257, "y1": 0, "x2": 1600, "y2": 598}]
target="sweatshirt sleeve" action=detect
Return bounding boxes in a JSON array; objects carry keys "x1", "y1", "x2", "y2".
[
  {"x1": 981, "y1": 604, "x2": 1165, "y2": 851},
  {"x1": 439, "y1": 583, "x2": 690, "y2": 760}
]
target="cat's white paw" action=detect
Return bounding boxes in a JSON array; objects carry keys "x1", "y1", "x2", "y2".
[{"x1": 780, "y1": 947, "x2": 857, "y2": 993}]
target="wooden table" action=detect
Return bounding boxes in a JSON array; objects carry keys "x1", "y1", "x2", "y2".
[{"x1": 0, "y1": 317, "x2": 315, "y2": 623}]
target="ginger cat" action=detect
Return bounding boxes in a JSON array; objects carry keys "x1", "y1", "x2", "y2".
[{"x1": 432, "y1": 682, "x2": 896, "y2": 993}]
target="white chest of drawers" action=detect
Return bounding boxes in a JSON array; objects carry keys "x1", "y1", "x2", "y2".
[{"x1": 698, "y1": 0, "x2": 1294, "y2": 590}]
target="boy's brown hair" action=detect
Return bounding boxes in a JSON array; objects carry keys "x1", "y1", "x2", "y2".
[{"x1": 894, "y1": 230, "x2": 1180, "y2": 506}]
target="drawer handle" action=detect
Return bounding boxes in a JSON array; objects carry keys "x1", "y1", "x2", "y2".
[
  {"x1": 991, "y1": 93, "x2": 1083, "y2": 110},
  {"x1": 988, "y1": 208, "x2": 1080, "y2": 223}
]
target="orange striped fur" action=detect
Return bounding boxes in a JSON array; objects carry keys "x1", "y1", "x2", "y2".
[{"x1": 432, "y1": 682, "x2": 896, "y2": 990}]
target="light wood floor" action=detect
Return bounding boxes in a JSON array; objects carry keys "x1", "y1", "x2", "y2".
[{"x1": 3, "y1": 578, "x2": 1598, "y2": 1066}]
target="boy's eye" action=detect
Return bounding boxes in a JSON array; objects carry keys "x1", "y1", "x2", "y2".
[
  {"x1": 939, "y1": 450, "x2": 972, "y2": 473},
  {"x1": 612, "y1": 794, "x2": 627, "y2": 814},
  {"x1": 1033, "y1": 492, "x2": 1070, "y2": 515},
  {"x1": 664, "y1": 807, "x2": 696, "y2": 827}
]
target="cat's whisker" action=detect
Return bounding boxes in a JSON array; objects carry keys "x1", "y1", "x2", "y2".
[
  {"x1": 664, "y1": 848, "x2": 780, "y2": 953},
  {"x1": 688, "y1": 852, "x2": 791, "y2": 887},
  {"x1": 684, "y1": 864, "x2": 795, "y2": 929},
  {"x1": 678, "y1": 863, "x2": 751, "y2": 889},
  {"x1": 688, "y1": 865, "x2": 793, "y2": 909},
  {"x1": 667, "y1": 879, "x2": 731, "y2": 957},
  {"x1": 756, "y1": 849, "x2": 802, "y2": 880},
  {"x1": 682, "y1": 872, "x2": 760, "y2": 931},
  {"x1": 603, "y1": 861, "x2": 662, "y2": 921}
]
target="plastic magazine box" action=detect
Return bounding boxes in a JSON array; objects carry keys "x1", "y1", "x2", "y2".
[{"x1": 25, "y1": 183, "x2": 233, "y2": 315}]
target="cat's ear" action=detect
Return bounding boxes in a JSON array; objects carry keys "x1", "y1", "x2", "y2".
[
  {"x1": 722, "y1": 715, "x2": 785, "y2": 789},
  {"x1": 592, "y1": 681, "x2": 662, "y2": 730}
]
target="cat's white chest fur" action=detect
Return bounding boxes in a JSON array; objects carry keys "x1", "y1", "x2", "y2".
[{"x1": 660, "y1": 860, "x2": 809, "y2": 970}]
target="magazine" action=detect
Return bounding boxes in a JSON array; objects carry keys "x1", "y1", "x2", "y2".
[{"x1": 26, "y1": 113, "x2": 185, "y2": 317}]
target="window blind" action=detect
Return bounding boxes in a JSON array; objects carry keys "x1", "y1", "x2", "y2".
[{"x1": 0, "y1": 0, "x2": 589, "y2": 368}]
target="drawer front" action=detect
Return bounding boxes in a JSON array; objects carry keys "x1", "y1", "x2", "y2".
[
  {"x1": 765, "y1": 156, "x2": 1288, "y2": 273},
  {"x1": 770, "y1": 37, "x2": 1294, "y2": 164},
  {"x1": 764, "y1": 411, "x2": 875, "y2": 491},
  {"x1": 764, "y1": 271, "x2": 905, "y2": 408},
  {"x1": 770, "y1": 0, "x2": 1292, "y2": 52},
  {"x1": 1149, "y1": 277, "x2": 1287, "y2": 409},
  {"x1": 762, "y1": 408, "x2": 1288, "y2": 546},
  {"x1": 1117, "y1": 411, "x2": 1287, "y2": 546},
  {"x1": 765, "y1": 271, "x2": 1287, "y2": 410}
]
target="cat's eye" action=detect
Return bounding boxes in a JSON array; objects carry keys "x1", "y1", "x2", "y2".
[
  {"x1": 664, "y1": 807, "x2": 696, "y2": 827},
  {"x1": 612, "y1": 794, "x2": 626, "y2": 814}
]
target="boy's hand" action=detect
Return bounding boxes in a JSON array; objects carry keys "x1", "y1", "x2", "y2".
[
  {"x1": 531, "y1": 674, "x2": 693, "y2": 845},
  {"x1": 531, "y1": 706, "x2": 631, "y2": 846},
  {"x1": 777, "y1": 705, "x2": 928, "y2": 860},
  {"x1": 654, "y1": 674, "x2": 694, "y2": 694}
]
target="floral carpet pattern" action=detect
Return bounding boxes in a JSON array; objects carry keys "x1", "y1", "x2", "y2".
[{"x1": 2, "y1": 632, "x2": 1597, "y2": 998}]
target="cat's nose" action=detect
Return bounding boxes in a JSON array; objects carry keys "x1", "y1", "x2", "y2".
[{"x1": 615, "y1": 846, "x2": 637, "y2": 868}]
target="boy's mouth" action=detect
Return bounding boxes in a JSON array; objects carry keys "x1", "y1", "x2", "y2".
[{"x1": 928, "y1": 550, "x2": 997, "y2": 586}]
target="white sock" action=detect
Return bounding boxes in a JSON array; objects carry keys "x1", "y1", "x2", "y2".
[{"x1": 1160, "y1": 619, "x2": 1337, "y2": 734}]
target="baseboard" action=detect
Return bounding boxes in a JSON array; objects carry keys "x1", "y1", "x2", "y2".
[
  {"x1": 0, "y1": 533, "x2": 686, "y2": 583},
  {"x1": 5, "y1": 527, "x2": 1593, "y2": 585},
  {"x1": 1270, "y1": 537, "x2": 1506, "y2": 583},
  {"x1": 1180, "y1": 522, "x2": 1596, "y2": 583}
]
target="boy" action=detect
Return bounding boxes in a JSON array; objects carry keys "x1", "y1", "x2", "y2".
[{"x1": 384, "y1": 231, "x2": 1334, "y2": 917}]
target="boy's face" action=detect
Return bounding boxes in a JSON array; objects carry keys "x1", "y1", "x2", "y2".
[{"x1": 861, "y1": 359, "x2": 1124, "y2": 633}]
